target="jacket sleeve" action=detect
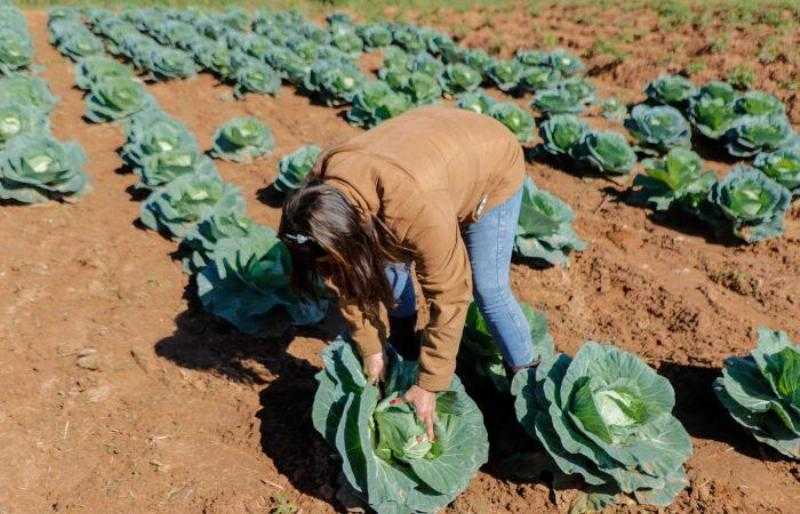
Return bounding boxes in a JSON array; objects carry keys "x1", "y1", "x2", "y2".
[
  {"x1": 399, "y1": 194, "x2": 473, "y2": 392},
  {"x1": 338, "y1": 298, "x2": 387, "y2": 360}
]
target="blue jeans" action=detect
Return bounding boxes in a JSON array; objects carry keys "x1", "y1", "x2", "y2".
[{"x1": 385, "y1": 188, "x2": 533, "y2": 368}]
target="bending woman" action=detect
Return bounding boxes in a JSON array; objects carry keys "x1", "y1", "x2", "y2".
[{"x1": 279, "y1": 106, "x2": 534, "y2": 439}]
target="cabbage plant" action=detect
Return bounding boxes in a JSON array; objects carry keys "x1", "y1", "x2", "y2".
[
  {"x1": 75, "y1": 56, "x2": 134, "y2": 91},
  {"x1": 147, "y1": 47, "x2": 198, "y2": 80},
  {"x1": 181, "y1": 212, "x2": 272, "y2": 273},
  {"x1": 462, "y1": 49, "x2": 493, "y2": 77},
  {"x1": 0, "y1": 103, "x2": 48, "y2": 150},
  {"x1": 734, "y1": 91, "x2": 785, "y2": 117},
  {"x1": 645, "y1": 75, "x2": 696, "y2": 107},
  {"x1": 488, "y1": 59, "x2": 523, "y2": 92},
  {"x1": 488, "y1": 102, "x2": 535, "y2": 144},
  {"x1": 575, "y1": 131, "x2": 637, "y2": 175},
  {"x1": 211, "y1": 117, "x2": 275, "y2": 163},
  {"x1": 196, "y1": 229, "x2": 328, "y2": 332},
  {"x1": 456, "y1": 89, "x2": 496, "y2": 115},
  {"x1": 0, "y1": 134, "x2": 90, "y2": 204},
  {"x1": 398, "y1": 72, "x2": 442, "y2": 106},
  {"x1": 512, "y1": 342, "x2": 693, "y2": 508},
  {"x1": 305, "y1": 60, "x2": 365, "y2": 106},
  {"x1": 515, "y1": 49, "x2": 549, "y2": 67},
  {"x1": 631, "y1": 148, "x2": 715, "y2": 212},
  {"x1": 687, "y1": 82, "x2": 737, "y2": 139},
  {"x1": 392, "y1": 25, "x2": 427, "y2": 53},
  {"x1": 192, "y1": 39, "x2": 232, "y2": 79},
  {"x1": 533, "y1": 78, "x2": 596, "y2": 115},
  {"x1": 274, "y1": 144, "x2": 321, "y2": 193},
  {"x1": 85, "y1": 77, "x2": 153, "y2": 123},
  {"x1": 518, "y1": 65, "x2": 558, "y2": 93},
  {"x1": 547, "y1": 48, "x2": 585, "y2": 77},
  {"x1": 0, "y1": 27, "x2": 33, "y2": 74},
  {"x1": 312, "y1": 338, "x2": 489, "y2": 514},
  {"x1": 539, "y1": 114, "x2": 588, "y2": 157},
  {"x1": 0, "y1": 76, "x2": 58, "y2": 114},
  {"x1": 139, "y1": 172, "x2": 245, "y2": 241},
  {"x1": 410, "y1": 52, "x2": 445, "y2": 79},
  {"x1": 347, "y1": 81, "x2": 411, "y2": 128},
  {"x1": 753, "y1": 147, "x2": 800, "y2": 195},
  {"x1": 439, "y1": 63, "x2": 482, "y2": 95},
  {"x1": 56, "y1": 30, "x2": 104, "y2": 61},
  {"x1": 234, "y1": 61, "x2": 281, "y2": 99},
  {"x1": 625, "y1": 104, "x2": 691, "y2": 155},
  {"x1": 515, "y1": 177, "x2": 586, "y2": 266},
  {"x1": 462, "y1": 301, "x2": 554, "y2": 393},
  {"x1": 708, "y1": 165, "x2": 791, "y2": 242},
  {"x1": 358, "y1": 23, "x2": 392, "y2": 49},
  {"x1": 724, "y1": 114, "x2": 794, "y2": 157},
  {"x1": 714, "y1": 328, "x2": 800, "y2": 460}
]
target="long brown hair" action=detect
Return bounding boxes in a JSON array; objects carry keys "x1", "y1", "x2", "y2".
[{"x1": 279, "y1": 179, "x2": 396, "y2": 321}]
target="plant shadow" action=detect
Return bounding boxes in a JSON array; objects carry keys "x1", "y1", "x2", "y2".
[{"x1": 256, "y1": 182, "x2": 286, "y2": 208}]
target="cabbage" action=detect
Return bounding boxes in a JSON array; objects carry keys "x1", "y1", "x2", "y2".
[
  {"x1": 0, "y1": 27, "x2": 33, "y2": 74},
  {"x1": 274, "y1": 144, "x2": 322, "y2": 193},
  {"x1": 734, "y1": 91, "x2": 785, "y2": 117},
  {"x1": 753, "y1": 146, "x2": 800, "y2": 194},
  {"x1": 0, "y1": 102, "x2": 49, "y2": 150},
  {"x1": 439, "y1": 63, "x2": 482, "y2": 95},
  {"x1": 518, "y1": 65, "x2": 558, "y2": 92},
  {"x1": 75, "y1": 56, "x2": 134, "y2": 91},
  {"x1": 409, "y1": 52, "x2": 445, "y2": 79},
  {"x1": 358, "y1": 23, "x2": 393, "y2": 49},
  {"x1": 347, "y1": 81, "x2": 411, "y2": 128},
  {"x1": 234, "y1": 60, "x2": 281, "y2": 99},
  {"x1": 625, "y1": 104, "x2": 691, "y2": 155},
  {"x1": 211, "y1": 117, "x2": 275, "y2": 163},
  {"x1": 56, "y1": 30, "x2": 105, "y2": 62},
  {"x1": 180, "y1": 212, "x2": 271, "y2": 273},
  {"x1": 645, "y1": 75, "x2": 696, "y2": 107},
  {"x1": 533, "y1": 78, "x2": 596, "y2": 115},
  {"x1": 547, "y1": 48, "x2": 585, "y2": 77},
  {"x1": 539, "y1": 114, "x2": 589, "y2": 157},
  {"x1": 146, "y1": 47, "x2": 198, "y2": 80},
  {"x1": 456, "y1": 89, "x2": 496, "y2": 115},
  {"x1": 488, "y1": 102, "x2": 535, "y2": 144},
  {"x1": 0, "y1": 76, "x2": 58, "y2": 114},
  {"x1": 398, "y1": 72, "x2": 442, "y2": 106},
  {"x1": 724, "y1": 114, "x2": 794, "y2": 158},
  {"x1": 574, "y1": 131, "x2": 637, "y2": 175},
  {"x1": 85, "y1": 77, "x2": 153, "y2": 123},
  {"x1": 487, "y1": 59, "x2": 523, "y2": 92},
  {"x1": 687, "y1": 82, "x2": 738, "y2": 139},
  {"x1": 632, "y1": 147, "x2": 716, "y2": 212}
]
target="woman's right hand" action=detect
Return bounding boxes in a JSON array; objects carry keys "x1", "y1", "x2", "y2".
[{"x1": 364, "y1": 351, "x2": 386, "y2": 385}]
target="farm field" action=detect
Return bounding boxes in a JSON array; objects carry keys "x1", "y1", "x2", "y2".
[{"x1": 1, "y1": 1, "x2": 800, "y2": 513}]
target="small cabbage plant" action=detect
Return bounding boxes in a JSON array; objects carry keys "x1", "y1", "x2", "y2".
[
  {"x1": 632, "y1": 148, "x2": 715, "y2": 212},
  {"x1": 488, "y1": 102, "x2": 535, "y2": 144},
  {"x1": 234, "y1": 62, "x2": 281, "y2": 99},
  {"x1": 274, "y1": 144, "x2": 321, "y2": 193},
  {"x1": 574, "y1": 131, "x2": 637, "y2": 175},
  {"x1": 181, "y1": 212, "x2": 273, "y2": 273},
  {"x1": 708, "y1": 165, "x2": 791, "y2": 243},
  {"x1": 0, "y1": 28, "x2": 33, "y2": 75},
  {"x1": 0, "y1": 134, "x2": 90, "y2": 204},
  {"x1": 85, "y1": 77, "x2": 153, "y2": 123},
  {"x1": 312, "y1": 338, "x2": 489, "y2": 514},
  {"x1": 512, "y1": 342, "x2": 693, "y2": 509},
  {"x1": 515, "y1": 177, "x2": 586, "y2": 266},
  {"x1": 211, "y1": 117, "x2": 275, "y2": 163},
  {"x1": 625, "y1": 104, "x2": 691, "y2": 155},
  {"x1": 734, "y1": 91, "x2": 785, "y2": 117},
  {"x1": 714, "y1": 328, "x2": 800, "y2": 460},
  {"x1": 753, "y1": 147, "x2": 800, "y2": 195},
  {"x1": 539, "y1": 114, "x2": 588, "y2": 157},
  {"x1": 645, "y1": 75, "x2": 696, "y2": 107}
]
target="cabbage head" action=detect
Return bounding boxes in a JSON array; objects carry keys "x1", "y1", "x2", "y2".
[
  {"x1": 687, "y1": 82, "x2": 737, "y2": 139},
  {"x1": 515, "y1": 49, "x2": 549, "y2": 67},
  {"x1": 347, "y1": 81, "x2": 411, "y2": 129},
  {"x1": 753, "y1": 147, "x2": 800, "y2": 195},
  {"x1": 574, "y1": 131, "x2": 637, "y2": 175},
  {"x1": 211, "y1": 117, "x2": 275, "y2": 163},
  {"x1": 456, "y1": 89, "x2": 496, "y2": 115},
  {"x1": 724, "y1": 114, "x2": 794, "y2": 158},
  {"x1": 0, "y1": 134, "x2": 90, "y2": 204},
  {"x1": 512, "y1": 342, "x2": 693, "y2": 508},
  {"x1": 180, "y1": 212, "x2": 273, "y2": 273},
  {"x1": 547, "y1": 48, "x2": 585, "y2": 77},
  {"x1": 515, "y1": 176, "x2": 586, "y2": 266},
  {"x1": 274, "y1": 144, "x2": 322, "y2": 193},
  {"x1": 75, "y1": 56, "x2": 134, "y2": 91},
  {"x1": 398, "y1": 72, "x2": 442, "y2": 106},
  {"x1": 439, "y1": 63, "x2": 482, "y2": 95},
  {"x1": 487, "y1": 59, "x2": 523, "y2": 92},
  {"x1": 625, "y1": 104, "x2": 691, "y2": 155},
  {"x1": 0, "y1": 102, "x2": 48, "y2": 150},
  {"x1": 192, "y1": 39, "x2": 232, "y2": 79},
  {"x1": 147, "y1": 47, "x2": 198, "y2": 81},
  {"x1": 234, "y1": 61, "x2": 281, "y2": 99},
  {"x1": 488, "y1": 102, "x2": 535, "y2": 144},
  {"x1": 358, "y1": 23, "x2": 393, "y2": 49},
  {"x1": 734, "y1": 91, "x2": 785, "y2": 117},
  {"x1": 196, "y1": 228, "x2": 328, "y2": 332},
  {"x1": 533, "y1": 78, "x2": 596, "y2": 115},
  {"x1": 714, "y1": 328, "x2": 800, "y2": 460},
  {"x1": 632, "y1": 147, "x2": 715, "y2": 212},
  {"x1": 539, "y1": 114, "x2": 588, "y2": 157},
  {"x1": 0, "y1": 76, "x2": 58, "y2": 114},
  {"x1": 0, "y1": 27, "x2": 33, "y2": 74},
  {"x1": 518, "y1": 65, "x2": 558, "y2": 93},
  {"x1": 392, "y1": 25, "x2": 427, "y2": 54},
  {"x1": 708, "y1": 165, "x2": 791, "y2": 242},
  {"x1": 139, "y1": 172, "x2": 245, "y2": 241},
  {"x1": 56, "y1": 30, "x2": 104, "y2": 62},
  {"x1": 644, "y1": 75, "x2": 696, "y2": 107},
  {"x1": 312, "y1": 338, "x2": 489, "y2": 514},
  {"x1": 85, "y1": 77, "x2": 153, "y2": 123},
  {"x1": 410, "y1": 52, "x2": 445, "y2": 79},
  {"x1": 461, "y1": 49, "x2": 492, "y2": 77},
  {"x1": 462, "y1": 301, "x2": 555, "y2": 393}
]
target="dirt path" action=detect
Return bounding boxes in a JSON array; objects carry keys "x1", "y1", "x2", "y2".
[{"x1": 0, "y1": 10, "x2": 798, "y2": 514}]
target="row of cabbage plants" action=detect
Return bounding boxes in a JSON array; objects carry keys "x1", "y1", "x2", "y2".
[{"x1": 0, "y1": 4, "x2": 90, "y2": 205}]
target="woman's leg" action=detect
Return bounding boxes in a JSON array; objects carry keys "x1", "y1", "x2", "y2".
[
  {"x1": 463, "y1": 188, "x2": 534, "y2": 368},
  {"x1": 384, "y1": 263, "x2": 420, "y2": 360}
]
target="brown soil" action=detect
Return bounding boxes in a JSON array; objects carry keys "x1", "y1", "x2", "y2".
[{"x1": 2, "y1": 7, "x2": 800, "y2": 514}]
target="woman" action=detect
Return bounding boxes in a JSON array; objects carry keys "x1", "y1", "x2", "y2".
[{"x1": 279, "y1": 106, "x2": 534, "y2": 440}]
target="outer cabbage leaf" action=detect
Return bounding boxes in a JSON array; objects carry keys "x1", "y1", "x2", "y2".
[
  {"x1": 211, "y1": 117, "x2": 275, "y2": 163},
  {"x1": 274, "y1": 144, "x2": 322, "y2": 193}
]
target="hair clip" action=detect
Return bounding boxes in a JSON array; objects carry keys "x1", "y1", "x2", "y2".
[{"x1": 284, "y1": 233, "x2": 312, "y2": 245}]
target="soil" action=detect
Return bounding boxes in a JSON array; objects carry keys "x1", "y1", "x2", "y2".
[{"x1": 2, "y1": 6, "x2": 800, "y2": 514}]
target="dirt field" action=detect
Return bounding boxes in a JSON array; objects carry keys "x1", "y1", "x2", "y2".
[{"x1": 1, "y1": 6, "x2": 799, "y2": 514}]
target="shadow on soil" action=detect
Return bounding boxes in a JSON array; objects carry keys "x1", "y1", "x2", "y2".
[{"x1": 153, "y1": 288, "x2": 345, "y2": 507}]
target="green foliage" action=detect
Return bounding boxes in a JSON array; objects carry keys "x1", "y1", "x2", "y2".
[
  {"x1": 358, "y1": 23, "x2": 393, "y2": 49},
  {"x1": 75, "y1": 56, "x2": 134, "y2": 91},
  {"x1": 304, "y1": 59, "x2": 365, "y2": 106},
  {"x1": 233, "y1": 59, "x2": 281, "y2": 99},
  {"x1": 181, "y1": 212, "x2": 273, "y2": 273},
  {"x1": 715, "y1": 328, "x2": 800, "y2": 459},
  {"x1": 439, "y1": 63, "x2": 482, "y2": 95},
  {"x1": 0, "y1": 102, "x2": 49, "y2": 150},
  {"x1": 274, "y1": 144, "x2": 322, "y2": 193},
  {"x1": 625, "y1": 104, "x2": 691, "y2": 155},
  {"x1": 0, "y1": 134, "x2": 90, "y2": 204},
  {"x1": 645, "y1": 75, "x2": 696, "y2": 108},
  {"x1": 538, "y1": 114, "x2": 588, "y2": 157},
  {"x1": 396, "y1": 71, "x2": 442, "y2": 106},
  {"x1": 0, "y1": 27, "x2": 33, "y2": 74},
  {"x1": 753, "y1": 146, "x2": 800, "y2": 195},
  {"x1": 0, "y1": 76, "x2": 58, "y2": 115},
  {"x1": 211, "y1": 117, "x2": 275, "y2": 163},
  {"x1": 687, "y1": 82, "x2": 738, "y2": 140},
  {"x1": 533, "y1": 78, "x2": 596, "y2": 115},
  {"x1": 455, "y1": 89, "x2": 496, "y2": 115},
  {"x1": 312, "y1": 338, "x2": 489, "y2": 514},
  {"x1": 347, "y1": 81, "x2": 411, "y2": 128},
  {"x1": 708, "y1": 165, "x2": 791, "y2": 242},
  {"x1": 726, "y1": 64, "x2": 757, "y2": 91},
  {"x1": 512, "y1": 342, "x2": 693, "y2": 508},
  {"x1": 631, "y1": 148, "x2": 716, "y2": 212},
  {"x1": 487, "y1": 59, "x2": 523, "y2": 92},
  {"x1": 139, "y1": 172, "x2": 245, "y2": 241},
  {"x1": 488, "y1": 102, "x2": 535, "y2": 144},
  {"x1": 147, "y1": 47, "x2": 198, "y2": 80},
  {"x1": 600, "y1": 97, "x2": 627, "y2": 122},
  {"x1": 515, "y1": 176, "x2": 586, "y2": 266},
  {"x1": 518, "y1": 65, "x2": 558, "y2": 93},
  {"x1": 574, "y1": 131, "x2": 637, "y2": 175},
  {"x1": 724, "y1": 114, "x2": 794, "y2": 158},
  {"x1": 85, "y1": 77, "x2": 153, "y2": 123},
  {"x1": 734, "y1": 91, "x2": 785, "y2": 117}
]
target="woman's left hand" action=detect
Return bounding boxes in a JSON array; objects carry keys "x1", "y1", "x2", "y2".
[{"x1": 393, "y1": 385, "x2": 437, "y2": 441}]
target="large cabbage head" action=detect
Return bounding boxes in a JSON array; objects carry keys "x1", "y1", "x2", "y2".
[
  {"x1": 512, "y1": 342, "x2": 693, "y2": 508},
  {"x1": 645, "y1": 75, "x2": 696, "y2": 107},
  {"x1": 0, "y1": 102, "x2": 48, "y2": 150},
  {"x1": 625, "y1": 104, "x2": 691, "y2": 155},
  {"x1": 708, "y1": 165, "x2": 791, "y2": 242},
  {"x1": 632, "y1": 147, "x2": 716, "y2": 212},
  {"x1": 533, "y1": 78, "x2": 596, "y2": 115},
  {"x1": 274, "y1": 144, "x2": 322, "y2": 193},
  {"x1": 211, "y1": 117, "x2": 275, "y2": 163},
  {"x1": 574, "y1": 131, "x2": 637, "y2": 175},
  {"x1": 488, "y1": 102, "x2": 535, "y2": 144},
  {"x1": 347, "y1": 81, "x2": 411, "y2": 129},
  {"x1": 75, "y1": 56, "x2": 134, "y2": 91},
  {"x1": 439, "y1": 63, "x2": 482, "y2": 95},
  {"x1": 715, "y1": 328, "x2": 800, "y2": 460},
  {"x1": 753, "y1": 147, "x2": 800, "y2": 194},
  {"x1": 139, "y1": 172, "x2": 245, "y2": 241},
  {"x1": 724, "y1": 114, "x2": 794, "y2": 158},
  {"x1": 312, "y1": 338, "x2": 489, "y2": 514},
  {"x1": 0, "y1": 134, "x2": 90, "y2": 204},
  {"x1": 306, "y1": 60, "x2": 365, "y2": 106},
  {"x1": 0, "y1": 27, "x2": 33, "y2": 74},
  {"x1": 85, "y1": 77, "x2": 152, "y2": 123},
  {"x1": 488, "y1": 59, "x2": 523, "y2": 92},
  {"x1": 515, "y1": 176, "x2": 587, "y2": 266},
  {"x1": 539, "y1": 114, "x2": 588, "y2": 157},
  {"x1": 0, "y1": 76, "x2": 58, "y2": 114},
  {"x1": 455, "y1": 89, "x2": 496, "y2": 115}
]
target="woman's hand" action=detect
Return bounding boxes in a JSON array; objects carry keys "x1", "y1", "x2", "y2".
[
  {"x1": 393, "y1": 385, "x2": 437, "y2": 441},
  {"x1": 363, "y1": 351, "x2": 386, "y2": 385}
]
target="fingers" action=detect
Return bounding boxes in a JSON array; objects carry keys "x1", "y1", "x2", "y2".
[{"x1": 423, "y1": 414, "x2": 435, "y2": 442}]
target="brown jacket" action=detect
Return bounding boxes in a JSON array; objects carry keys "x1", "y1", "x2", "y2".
[{"x1": 314, "y1": 106, "x2": 525, "y2": 391}]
